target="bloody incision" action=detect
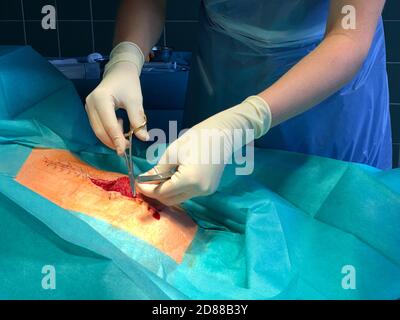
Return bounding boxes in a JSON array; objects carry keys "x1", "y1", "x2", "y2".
[
  {"x1": 90, "y1": 176, "x2": 134, "y2": 198},
  {"x1": 90, "y1": 176, "x2": 161, "y2": 220}
]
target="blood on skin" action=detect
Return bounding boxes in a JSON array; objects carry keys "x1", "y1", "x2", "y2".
[
  {"x1": 149, "y1": 207, "x2": 161, "y2": 220},
  {"x1": 90, "y1": 177, "x2": 161, "y2": 220},
  {"x1": 90, "y1": 176, "x2": 133, "y2": 198}
]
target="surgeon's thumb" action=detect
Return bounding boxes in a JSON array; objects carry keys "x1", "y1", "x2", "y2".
[
  {"x1": 136, "y1": 146, "x2": 178, "y2": 196},
  {"x1": 137, "y1": 160, "x2": 176, "y2": 184},
  {"x1": 136, "y1": 163, "x2": 175, "y2": 196},
  {"x1": 126, "y1": 104, "x2": 150, "y2": 142}
]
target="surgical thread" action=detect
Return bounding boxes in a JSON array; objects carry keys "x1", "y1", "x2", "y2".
[{"x1": 41, "y1": 156, "x2": 161, "y2": 219}]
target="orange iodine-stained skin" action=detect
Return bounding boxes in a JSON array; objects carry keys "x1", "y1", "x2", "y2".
[
  {"x1": 15, "y1": 149, "x2": 198, "y2": 263},
  {"x1": 89, "y1": 176, "x2": 162, "y2": 220}
]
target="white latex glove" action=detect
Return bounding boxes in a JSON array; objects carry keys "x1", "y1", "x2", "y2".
[
  {"x1": 137, "y1": 96, "x2": 272, "y2": 205},
  {"x1": 85, "y1": 42, "x2": 149, "y2": 155}
]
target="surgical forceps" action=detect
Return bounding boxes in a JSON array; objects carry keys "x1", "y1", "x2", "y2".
[
  {"x1": 136, "y1": 167, "x2": 176, "y2": 184},
  {"x1": 123, "y1": 118, "x2": 147, "y2": 198}
]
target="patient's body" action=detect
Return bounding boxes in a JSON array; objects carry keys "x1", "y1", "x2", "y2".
[{"x1": 15, "y1": 149, "x2": 197, "y2": 263}]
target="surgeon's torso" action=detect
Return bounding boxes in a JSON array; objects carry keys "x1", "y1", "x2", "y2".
[
  {"x1": 203, "y1": 0, "x2": 329, "y2": 47},
  {"x1": 185, "y1": 0, "x2": 391, "y2": 169}
]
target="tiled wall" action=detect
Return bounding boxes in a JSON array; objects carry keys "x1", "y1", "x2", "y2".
[
  {"x1": 0, "y1": 0, "x2": 200, "y2": 56},
  {"x1": 0, "y1": 0, "x2": 398, "y2": 167}
]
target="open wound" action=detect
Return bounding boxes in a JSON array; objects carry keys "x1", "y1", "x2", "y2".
[
  {"x1": 15, "y1": 149, "x2": 197, "y2": 263},
  {"x1": 89, "y1": 177, "x2": 160, "y2": 220}
]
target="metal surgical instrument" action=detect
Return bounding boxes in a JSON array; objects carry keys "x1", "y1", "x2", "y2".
[
  {"x1": 123, "y1": 117, "x2": 147, "y2": 197},
  {"x1": 136, "y1": 168, "x2": 176, "y2": 184}
]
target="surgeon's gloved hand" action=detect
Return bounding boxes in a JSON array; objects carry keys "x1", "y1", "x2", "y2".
[
  {"x1": 85, "y1": 42, "x2": 149, "y2": 155},
  {"x1": 137, "y1": 96, "x2": 272, "y2": 206}
]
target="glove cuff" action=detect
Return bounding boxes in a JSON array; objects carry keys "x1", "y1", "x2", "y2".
[
  {"x1": 103, "y1": 41, "x2": 145, "y2": 77},
  {"x1": 242, "y1": 95, "x2": 272, "y2": 139}
]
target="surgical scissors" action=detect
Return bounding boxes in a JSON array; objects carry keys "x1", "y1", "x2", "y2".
[{"x1": 123, "y1": 117, "x2": 147, "y2": 198}]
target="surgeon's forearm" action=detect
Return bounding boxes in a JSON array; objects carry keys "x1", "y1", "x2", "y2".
[
  {"x1": 114, "y1": 0, "x2": 166, "y2": 55},
  {"x1": 259, "y1": 0, "x2": 385, "y2": 127},
  {"x1": 259, "y1": 35, "x2": 367, "y2": 127}
]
